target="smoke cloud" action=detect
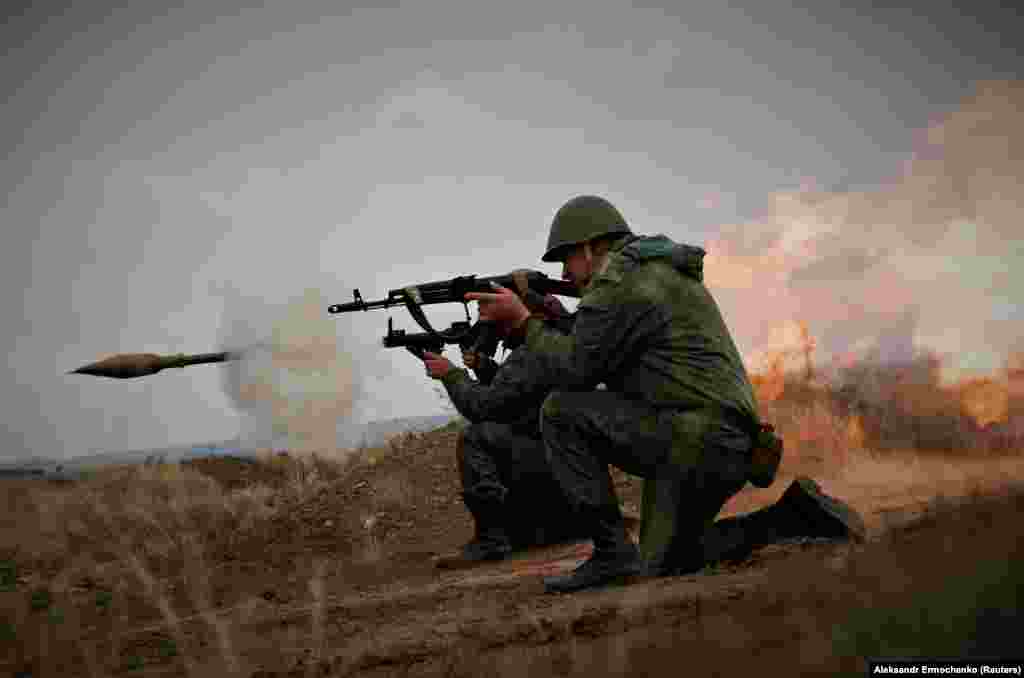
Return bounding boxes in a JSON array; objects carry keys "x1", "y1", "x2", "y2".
[
  {"x1": 219, "y1": 288, "x2": 359, "y2": 460},
  {"x1": 706, "y1": 81, "x2": 1023, "y2": 379}
]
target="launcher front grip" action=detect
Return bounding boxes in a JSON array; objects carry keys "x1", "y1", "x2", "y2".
[
  {"x1": 381, "y1": 317, "x2": 501, "y2": 361},
  {"x1": 381, "y1": 330, "x2": 445, "y2": 359}
]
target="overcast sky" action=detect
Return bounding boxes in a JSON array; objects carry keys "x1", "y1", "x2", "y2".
[{"x1": 3, "y1": 0, "x2": 1021, "y2": 460}]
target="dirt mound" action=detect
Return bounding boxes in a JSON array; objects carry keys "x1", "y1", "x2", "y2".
[
  {"x1": 225, "y1": 483, "x2": 1024, "y2": 678},
  {"x1": 187, "y1": 432, "x2": 643, "y2": 574},
  {"x1": 4, "y1": 428, "x2": 1022, "y2": 678},
  {"x1": 182, "y1": 456, "x2": 292, "y2": 492}
]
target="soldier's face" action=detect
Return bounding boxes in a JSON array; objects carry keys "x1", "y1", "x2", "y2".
[{"x1": 561, "y1": 245, "x2": 593, "y2": 291}]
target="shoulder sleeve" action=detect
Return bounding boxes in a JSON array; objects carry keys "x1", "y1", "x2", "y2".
[{"x1": 524, "y1": 258, "x2": 665, "y2": 388}]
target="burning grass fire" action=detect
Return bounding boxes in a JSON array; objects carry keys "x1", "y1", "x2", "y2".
[{"x1": 749, "y1": 336, "x2": 1024, "y2": 464}]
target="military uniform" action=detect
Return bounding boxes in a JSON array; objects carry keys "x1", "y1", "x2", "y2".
[
  {"x1": 436, "y1": 316, "x2": 581, "y2": 562},
  {"x1": 466, "y1": 354, "x2": 500, "y2": 386},
  {"x1": 524, "y1": 233, "x2": 761, "y2": 583}
]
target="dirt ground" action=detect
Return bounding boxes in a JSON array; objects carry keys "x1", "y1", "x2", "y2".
[{"x1": 3, "y1": 430, "x2": 1023, "y2": 677}]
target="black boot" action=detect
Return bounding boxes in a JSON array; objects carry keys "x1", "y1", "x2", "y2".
[
  {"x1": 543, "y1": 508, "x2": 642, "y2": 594},
  {"x1": 773, "y1": 477, "x2": 866, "y2": 542},
  {"x1": 530, "y1": 503, "x2": 593, "y2": 548},
  {"x1": 702, "y1": 501, "x2": 789, "y2": 566},
  {"x1": 700, "y1": 478, "x2": 865, "y2": 569},
  {"x1": 435, "y1": 494, "x2": 512, "y2": 569},
  {"x1": 532, "y1": 518, "x2": 591, "y2": 548}
]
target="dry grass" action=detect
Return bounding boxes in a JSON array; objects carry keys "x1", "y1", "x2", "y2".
[
  {"x1": 0, "y1": 444, "x2": 375, "y2": 677},
  {"x1": 0, "y1": 426, "x2": 464, "y2": 676},
  {"x1": 9, "y1": 458, "x2": 317, "y2": 570}
]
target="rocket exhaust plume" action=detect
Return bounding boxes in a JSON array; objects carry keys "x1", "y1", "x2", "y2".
[
  {"x1": 220, "y1": 288, "x2": 358, "y2": 460},
  {"x1": 69, "y1": 352, "x2": 239, "y2": 379}
]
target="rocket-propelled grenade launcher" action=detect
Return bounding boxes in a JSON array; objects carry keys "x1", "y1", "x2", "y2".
[
  {"x1": 69, "y1": 352, "x2": 237, "y2": 379},
  {"x1": 327, "y1": 271, "x2": 579, "y2": 359}
]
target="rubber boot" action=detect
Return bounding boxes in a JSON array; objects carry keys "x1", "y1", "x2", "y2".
[
  {"x1": 435, "y1": 494, "x2": 512, "y2": 569},
  {"x1": 531, "y1": 516, "x2": 589, "y2": 548},
  {"x1": 543, "y1": 507, "x2": 642, "y2": 594},
  {"x1": 701, "y1": 477, "x2": 866, "y2": 568},
  {"x1": 508, "y1": 489, "x2": 587, "y2": 549},
  {"x1": 702, "y1": 505, "x2": 784, "y2": 565},
  {"x1": 773, "y1": 477, "x2": 866, "y2": 542}
]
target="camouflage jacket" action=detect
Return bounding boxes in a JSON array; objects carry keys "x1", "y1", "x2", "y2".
[
  {"x1": 523, "y1": 234, "x2": 759, "y2": 426},
  {"x1": 440, "y1": 318, "x2": 575, "y2": 435},
  {"x1": 469, "y1": 355, "x2": 500, "y2": 386}
]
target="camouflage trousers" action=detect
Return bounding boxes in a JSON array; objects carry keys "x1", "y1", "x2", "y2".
[
  {"x1": 457, "y1": 421, "x2": 578, "y2": 547},
  {"x1": 540, "y1": 391, "x2": 751, "y2": 574}
]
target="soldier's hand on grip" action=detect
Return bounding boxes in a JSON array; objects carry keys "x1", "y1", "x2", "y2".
[{"x1": 461, "y1": 349, "x2": 481, "y2": 370}]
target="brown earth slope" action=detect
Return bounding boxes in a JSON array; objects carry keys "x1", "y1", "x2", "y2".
[{"x1": 2, "y1": 430, "x2": 1022, "y2": 677}]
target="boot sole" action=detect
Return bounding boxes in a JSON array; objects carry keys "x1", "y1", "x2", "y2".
[
  {"x1": 433, "y1": 551, "x2": 511, "y2": 570},
  {"x1": 542, "y1": 563, "x2": 644, "y2": 594},
  {"x1": 543, "y1": 572, "x2": 639, "y2": 594}
]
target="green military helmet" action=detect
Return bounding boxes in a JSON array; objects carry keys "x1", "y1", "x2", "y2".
[{"x1": 542, "y1": 195, "x2": 633, "y2": 262}]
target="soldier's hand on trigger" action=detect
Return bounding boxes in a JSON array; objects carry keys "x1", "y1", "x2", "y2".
[
  {"x1": 461, "y1": 349, "x2": 481, "y2": 370},
  {"x1": 465, "y1": 283, "x2": 530, "y2": 334}
]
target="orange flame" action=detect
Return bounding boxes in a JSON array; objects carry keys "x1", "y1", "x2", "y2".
[{"x1": 956, "y1": 377, "x2": 1010, "y2": 428}]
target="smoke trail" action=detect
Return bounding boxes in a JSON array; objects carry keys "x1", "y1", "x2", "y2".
[{"x1": 219, "y1": 288, "x2": 358, "y2": 461}]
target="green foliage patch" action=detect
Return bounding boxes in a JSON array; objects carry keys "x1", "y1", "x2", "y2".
[
  {"x1": 95, "y1": 590, "x2": 113, "y2": 611},
  {"x1": 0, "y1": 560, "x2": 16, "y2": 592},
  {"x1": 29, "y1": 588, "x2": 51, "y2": 611},
  {"x1": 159, "y1": 637, "x2": 178, "y2": 659}
]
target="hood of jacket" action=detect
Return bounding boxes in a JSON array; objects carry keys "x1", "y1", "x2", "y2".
[{"x1": 618, "y1": 234, "x2": 705, "y2": 282}]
